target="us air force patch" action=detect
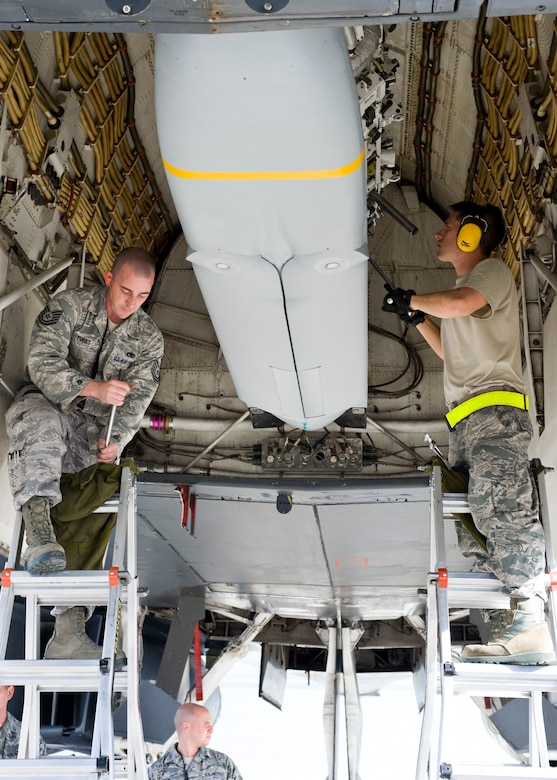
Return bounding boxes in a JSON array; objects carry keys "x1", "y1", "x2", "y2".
[
  {"x1": 151, "y1": 359, "x2": 161, "y2": 382},
  {"x1": 38, "y1": 307, "x2": 63, "y2": 326}
]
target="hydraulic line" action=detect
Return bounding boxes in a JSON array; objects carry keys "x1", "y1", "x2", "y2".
[
  {"x1": 8, "y1": 33, "x2": 63, "y2": 126},
  {"x1": 499, "y1": 178, "x2": 512, "y2": 208},
  {"x1": 497, "y1": 73, "x2": 515, "y2": 118},
  {"x1": 468, "y1": 12, "x2": 544, "y2": 276},
  {"x1": 79, "y1": 101, "x2": 97, "y2": 144},
  {"x1": 524, "y1": 15, "x2": 539, "y2": 68},
  {"x1": 508, "y1": 103, "x2": 522, "y2": 136},
  {"x1": 413, "y1": 22, "x2": 433, "y2": 200},
  {"x1": 89, "y1": 31, "x2": 114, "y2": 64},
  {"x1": 481, "y1": 49, "x2": 498, "y2": 97},
  {"x1": 69, "y1": 140, "x2": 86, "y2": 180},
  {"x1": 413, "y1": 22, "x2": 446, "y2": 205},
  {"x1": 425, "y1": 22, "x2": 446, "y2": 205},
  {"x1": 69, "y1": 32, "x2": 86, "y2": 58},
  {"x1": 70, "y1": 49, "x2": 92, "y2": 92},
  {"x1": 512, "y1": 14, "x2": 525, "y2": 48},
  {"x1": 466, "y1": 5, "x2": 488, "y2": 198},
  {"x1": 492, "y1": 17, "x2": 509, "y2": 59},
  {"x1": 53, "y1": 32, "x2": 70, "y2": 89},
  {"x1": 530, "y1": 20, "x2": 557, "y2": 123},
  {"x1": 485, "y1": 90, "x2": 499, "y2": 138},
  {"x1": 114, "y1": 32, "x2": 174, "y2": 239},
  {"x1": 504, "y1": 39, "x2": 521, "y2": 87}
]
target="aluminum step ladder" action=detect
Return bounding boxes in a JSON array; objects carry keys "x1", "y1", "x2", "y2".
[
  {"x1": 417, "y1": 465, "x2": 557, "y2": 780},
  {"x1": 0, "y1": 466, "x2": 148, "y2": 779}
]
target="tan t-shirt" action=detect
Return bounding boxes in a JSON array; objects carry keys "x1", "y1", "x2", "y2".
[{"x1": 440, "y1": 257, "x2": 524, "y2": 408}]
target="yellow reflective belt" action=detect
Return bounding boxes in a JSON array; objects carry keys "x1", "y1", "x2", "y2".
[{"x1": 445, "y1": 391, "x2": 529, "y2": 430}]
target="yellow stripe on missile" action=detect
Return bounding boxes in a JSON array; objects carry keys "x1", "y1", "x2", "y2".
[{"x1": 162, "y1": 147, "x2": 365, "y2": 181}]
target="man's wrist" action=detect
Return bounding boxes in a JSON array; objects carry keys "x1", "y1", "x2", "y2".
[{"x1": 78, "y1": 380, "x2": 97, "y2": 398}]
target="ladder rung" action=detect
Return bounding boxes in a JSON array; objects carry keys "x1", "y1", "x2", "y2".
[
  {"x1": 0, "y1": 758, "x2": 99, "y2": 777},
  {"x1": 442, "y1": 764, "x2": 557, "y2": 779},
  {"x1": 446, "y1": 662, "x2": 557, "y2": 696},
  {"x1": 0, "y1": 756, "x2": 130, "y2": 777},
  {"x1": 443, "y1": 492, "x2": 470, "y2": 514},
  {"x1": 92, "y1": 496, "x2": 120, "y2": 513},
  {"x1": 444, "y1": 571, "x2": 511, "y2": 609},
  {"x1": 1, "y1": 570, "x2": 130, "y2": 605},
  {"x1": 0, "y1": 659, "x2": 128, "y2": 692},
  {"x1": 443, "y1": 571, "x2": 554, "y2": 609}
]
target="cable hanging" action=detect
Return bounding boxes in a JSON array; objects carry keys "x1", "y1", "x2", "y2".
[{"x1": 368, "y1": 322, "x2": 424, "y2": 398}]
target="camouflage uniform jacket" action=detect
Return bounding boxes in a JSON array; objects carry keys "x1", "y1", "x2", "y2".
[
  {"x1": 22, "y1": 285, "x2": 164, "y2": 455},
  {"x1": 0, "y1": 711, "x2": 47, "y2": 758},
  {"x1": 148, "y1": 745, "x2": 243, "y2": 780}
]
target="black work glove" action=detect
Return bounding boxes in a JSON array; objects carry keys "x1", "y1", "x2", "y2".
[{"x1": 381, "y1": 286, "x2": 426, "y2": 325}]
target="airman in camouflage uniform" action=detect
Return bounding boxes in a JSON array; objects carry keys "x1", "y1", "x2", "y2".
[
  {"x1": 382, "y1": 202, "x2": 554, "y2": 665},
  {"x1": 0, "y1": 685, "x2": 47, "y2": 758},
  {"x1": 148, "y1": 744, "x2": 242, "y2": 780},
  {"x1": 5, "y1": 247, "x2": 164, "y2": 661},
  {"x1": 449, "y1": 405, "x2": 546, "y2": 595},
  {"x1": 148, "y1": 703, "x2": 242, "y2": 780},
  {"x1": 7, "y1": 252, "x2": 163, "y2": 513}
]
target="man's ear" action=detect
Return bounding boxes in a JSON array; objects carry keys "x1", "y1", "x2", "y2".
[
  {"x1": 6, "y1": 686, "x2": 14, "y2": 701},
  {"x1": 105, "y1": 270, "x2": 113, "y2": 287}
]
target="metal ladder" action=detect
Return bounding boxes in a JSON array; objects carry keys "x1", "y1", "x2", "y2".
[
  {"x1": 0, "y1": 466, "x2": 148, "y2": 779},
  {"x1": 417, "y1": 465, "x2": 557, "y2": 780}
]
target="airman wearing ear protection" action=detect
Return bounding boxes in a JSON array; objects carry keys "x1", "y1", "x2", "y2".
[
  {"x1": 382, "y1": 200, "x2": 554, "y2": 666},
  {"x1": 455, "y1": 213, "x2": 489, "y2": 252}
]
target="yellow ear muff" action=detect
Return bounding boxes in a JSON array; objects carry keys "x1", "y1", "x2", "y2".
[{"x1": 456, "y1": 216, "x2": 486, "y2": 253}]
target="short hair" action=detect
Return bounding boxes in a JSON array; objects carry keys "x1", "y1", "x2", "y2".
[
  {"x1": 450, "y1": 201, "x2": 506, "y2": 256},
  {"x1": 174, "y1": 703, "x2": 208, "y2": 732},
  {"x1": 111, "y1": 247, "x2": 156, "y2": 278}
]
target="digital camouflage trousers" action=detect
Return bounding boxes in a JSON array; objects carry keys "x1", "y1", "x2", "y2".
[{"x1": 449, "y1": 405, "x2": 547, "y2": 599}]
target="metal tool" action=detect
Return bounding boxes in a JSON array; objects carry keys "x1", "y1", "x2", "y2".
[
  {"x1": 105, "y1": 371, "x2": 124, "y2": 445},
  {"x1": 367, "y1": 255, "x2": 394, "y2": 291},
  {"x1": 368, "y1": 255, "x2": 422, "y2": 321},
  {"x1": 424, "y1": 433, "x2": 449, "y2": 469},
  {"x1": 105, "y1": 404, "x2": 117, "y2": 446}
]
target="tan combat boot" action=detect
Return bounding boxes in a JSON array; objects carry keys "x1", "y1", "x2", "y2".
[
  {"x1": 462, "y1": 595, "x2": 556, "y2": 665},
  {"x1": 21, "y1": 496, "x2": 66, "y2": 574},
  {"x1": 44, "y1": 607, "x2": 127, "y2": 670}
]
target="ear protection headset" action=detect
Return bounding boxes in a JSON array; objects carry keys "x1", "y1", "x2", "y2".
[{"x1": 456, "y1": 214, "x2": 488, "y2": 253}]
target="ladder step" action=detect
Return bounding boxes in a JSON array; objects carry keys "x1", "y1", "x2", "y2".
[
  {"x1": 1, "y1": 569, "x2": 130, "y2": 605},
  {"x1": 442, "y1": 764, "x2": 557, "y2": 779},
  {"x1": 0, "y1": 756, "x2": 131, "y2": 778},
  {"x1": 443, "y1": 492, "x2": 470, "y2": 514},
  {"x1": 445, "y1": 662, "x2": 557, "y2": 696},
  {"x1": 443, "y1": 572, "x2": 554, "y2": 610},
  {"x1": 444, "y1": 571, "x2": 510, "y2": 610},
  {"x1": 0, "y1": 660, "x2": 128, "y2": 692}
]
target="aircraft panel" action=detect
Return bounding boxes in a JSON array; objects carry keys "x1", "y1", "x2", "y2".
[
  {"x1": 319, "y1": 501, "x2": 430, "y2": 588},
  {"x1": 135, "y1": 473, "x2": 446, "y2": 621}
]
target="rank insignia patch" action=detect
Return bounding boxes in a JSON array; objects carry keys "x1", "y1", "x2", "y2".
[{"x1": 38, "y1": 307, "x2": 63, "y2": 326}]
